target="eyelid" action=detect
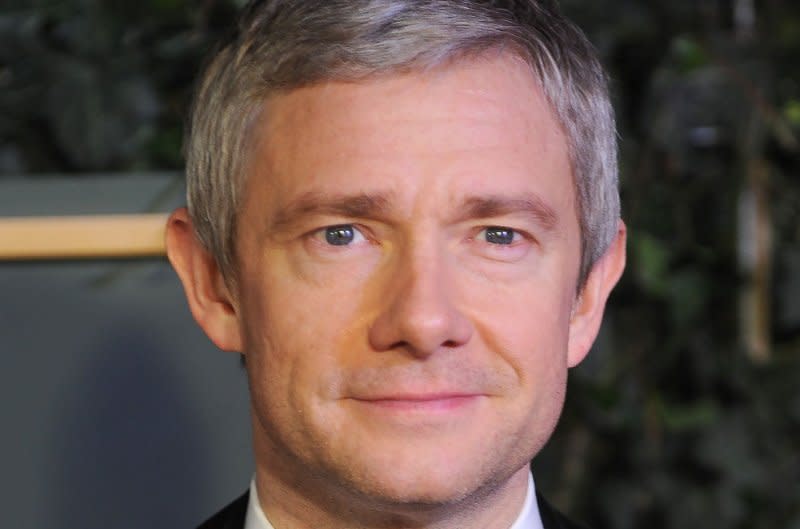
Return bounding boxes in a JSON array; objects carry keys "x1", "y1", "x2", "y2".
[{"x1": 468, "y1": 225, "x2": 535, "y2": 264}]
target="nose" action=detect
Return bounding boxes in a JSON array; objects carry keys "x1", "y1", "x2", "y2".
[{"x1": 367, "y1": 243, "x2": 473, "y2": 358}]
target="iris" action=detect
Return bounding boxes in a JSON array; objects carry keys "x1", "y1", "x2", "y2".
[
  {"x1": 325, "y1": 225, "x2": 355, "y2": 245},
  {"x1": 485, "y1": 227, "x2": 515, "y2": 245}
]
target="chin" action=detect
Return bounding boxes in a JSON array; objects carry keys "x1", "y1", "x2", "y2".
[
  {"x1": 324, "y1": 441, "x2": 512, "y2": 509},
  {"x1": 344, "y1": 473, "x2": 476, "y2": 509}
]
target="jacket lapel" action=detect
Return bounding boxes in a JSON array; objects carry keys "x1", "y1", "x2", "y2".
[
  {"x1": 196, "y1": 491, "x2": 249, "y2": 529},
  {"x1": 536, "y1": 491, "x2": 590, "y2": 529}
]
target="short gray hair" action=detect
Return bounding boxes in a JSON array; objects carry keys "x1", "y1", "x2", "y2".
[{"x1": 185, "y1": 0, "x2": 619, "y2": 287}]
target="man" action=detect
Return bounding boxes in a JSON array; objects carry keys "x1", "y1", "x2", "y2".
[{"x1": 166, "y1": 1, "x2": 626, "y2": 528}]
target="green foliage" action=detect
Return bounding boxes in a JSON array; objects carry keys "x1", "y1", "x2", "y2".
[
  {"x1": 671, "y1": 36, "x2": 711, "y2": 73},
  {"x1": 537, "y1": 2, "x2": 800, "y2": 528},
  {"x1": 0, "y1": 0, "x2": 240, "y2": 173},
  {"x1": 785, "y1": 100, "x2": 800, "y2": 127}
]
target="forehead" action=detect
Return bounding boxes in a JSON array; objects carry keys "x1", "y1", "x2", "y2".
[{"x1": 244, "y1": 53, "x2": 573, "y2": 218}]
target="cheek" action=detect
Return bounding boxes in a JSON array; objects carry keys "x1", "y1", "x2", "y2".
[
  {"x1": 239, "y1": 269, "x2": 368, "y2": 406},
  {"x1": 466, "y1": 269, "x2": 574, "y2": 398},
  {"x1": 469, "y1": 272, "x2": 574, "y2": 351},
  {"x1": 466, "y1": 283, "x2": 571, "y2": 459}
]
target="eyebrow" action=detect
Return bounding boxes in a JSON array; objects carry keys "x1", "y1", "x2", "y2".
[
  {"x1": 266, "y1": 190, "x2": 560, "y2": 233},
  {"x1": 455, "y1": 194, "x2": 560, "y2": 232},
  {"x1": 268, "y1": 191, "x2": 393, "y2": 231}
]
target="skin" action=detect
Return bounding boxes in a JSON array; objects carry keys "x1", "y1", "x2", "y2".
[{"x1": 167, "y1": 52, "x2": 626, "y2": 529}]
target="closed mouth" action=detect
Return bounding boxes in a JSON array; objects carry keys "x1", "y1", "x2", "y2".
[{"x1": 349, "y1": 393, "x2": 484, "y2": 412}]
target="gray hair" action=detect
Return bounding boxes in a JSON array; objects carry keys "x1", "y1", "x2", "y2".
[{"x1": 185, "y1": 0, "x2": 619, "y2": 288}]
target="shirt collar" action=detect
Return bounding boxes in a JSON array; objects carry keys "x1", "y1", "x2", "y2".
[
  {"x1": 244, "y1": 470, "x2": 543, "y2": 529},
  {"x1": 243, "y1": 477, "x2": 273, "y2": 529},
  {"x1": 511, "y1": 471, "x2": 545, "y2": 529}
]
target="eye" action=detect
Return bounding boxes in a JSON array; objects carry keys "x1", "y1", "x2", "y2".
[
  {"x1": 478, "y1": 226, "x2": 519, "y2": 245},
  {"x1": 321, "y1": 224, "x2": 366, "y2": 246}
]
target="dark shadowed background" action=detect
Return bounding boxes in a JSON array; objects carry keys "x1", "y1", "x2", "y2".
[{"x1": 1, "y1": 1, "x2": 798, "y2": 528}]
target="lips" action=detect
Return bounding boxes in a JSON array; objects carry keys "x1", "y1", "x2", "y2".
[{"x1": 349, "y1": 392, "x2": 485, "y2": 413}]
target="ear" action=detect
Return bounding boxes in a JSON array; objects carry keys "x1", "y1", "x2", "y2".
[
  {"x1": 567, "y1": 220, "x2": 626, "y2": 367},
  {"x1": 165, "y1": 207, "x2": 243, "y2": 353}
]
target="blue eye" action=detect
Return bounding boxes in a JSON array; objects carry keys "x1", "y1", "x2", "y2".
[
  {"x1": 324, "y1": 225, "x2": 356, "y2": 245},
  {"x1": 482, "y1": 226, "x2": 516, "y2": 245}
]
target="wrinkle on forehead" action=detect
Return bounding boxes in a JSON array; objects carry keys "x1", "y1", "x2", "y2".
[{"x1": 253, "y1": 52, "x2": 566, "y2": 171}]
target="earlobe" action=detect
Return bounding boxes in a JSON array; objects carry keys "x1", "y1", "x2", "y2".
[
  {"x1": 165, "y1": 207, "x2": 243, "y2": 353},
  {"x1": 567, "y1": 220, "x2": 627, "y2": 367}
]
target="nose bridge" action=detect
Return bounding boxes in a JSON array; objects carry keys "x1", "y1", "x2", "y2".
[
  {"x1": 368, "y1": 231, "x2": 472, "y2": 356},
  {"x1": 399, "y1": 236, "x2": 447, "y2": 316}
]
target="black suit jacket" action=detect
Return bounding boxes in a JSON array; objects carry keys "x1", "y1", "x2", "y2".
[{"x1": 197, "y1": 490, "x2": 589, "y2": 529}]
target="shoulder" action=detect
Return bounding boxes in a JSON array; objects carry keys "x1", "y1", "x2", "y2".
[
  {"x1": 536, "y1": 491, "x2": 592, "y2": 529},
  {"x1": 196, "y1": 491, "x2": 249, "y2": 529}
]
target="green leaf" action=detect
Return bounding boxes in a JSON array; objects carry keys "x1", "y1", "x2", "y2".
[
  {"x1": 672, "y1": 35, "x2": 709, "y2": 73},
  {"x1": 632, "y1": 232, "x2": 671, "y2": 296},
  {"x1": 784, "y1": 100, "x2": 800, "y2": 126}
]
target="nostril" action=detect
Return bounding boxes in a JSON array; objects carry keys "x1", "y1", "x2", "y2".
[{"x1": 385, "y1": 339, "x2": 410, "y2": 352}]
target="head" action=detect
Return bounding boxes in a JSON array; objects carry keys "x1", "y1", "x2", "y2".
[{"x1": 168, "y1": 1, "x2": 625, "y2": 526}]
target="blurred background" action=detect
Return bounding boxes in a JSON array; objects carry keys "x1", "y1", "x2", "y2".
[{"x1": 0, "y1": 0, "x2": 798, "y2": 528}]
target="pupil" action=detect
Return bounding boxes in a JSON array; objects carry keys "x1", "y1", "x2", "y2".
[
  {"x1": 486, "y1": 227, "x2": 514, "y2": 245},
  {"x1": 325, "y1": 225, "x2": 355, "y2": 245}
]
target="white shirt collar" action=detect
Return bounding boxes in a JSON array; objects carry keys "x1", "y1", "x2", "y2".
[
  {"x1": 243, "y1": 477, "x2": 273, "y2": 529},
  {"x1": 244, "y1": 470, "x2": 543, "y2": 529},
  {"x1": 511, "y1": 471, "x2": 545, "y2": 529}
]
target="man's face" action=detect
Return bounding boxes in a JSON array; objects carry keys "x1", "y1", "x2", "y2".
[{"x1": 232, "y1": 54, "x2": 590, "y2": 507}]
